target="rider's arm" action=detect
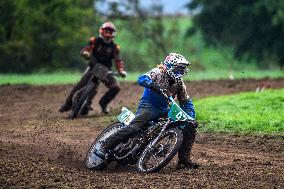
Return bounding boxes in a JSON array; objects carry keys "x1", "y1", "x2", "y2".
[
  {"x1": 180, "y1": 99, "x2": 196, "y2": 119},
  {"x1": 137, "y1": 74, "x2": 153, "y2": 88},
  {"x1": 113, "y1": 45, "x2": 126, "y2": 77},
  {"x1": 80, "y1": 37, "x2": 95, "y2": 60},
  {"x1": 137, "y1": 71, "x2": 164, "y2": 95},
  {"x1": 137, "y1": 67, "x2": 161, "y2": 87},
  {"x1": 177, "y1": 81, "x2": 196, "y2": 119}
]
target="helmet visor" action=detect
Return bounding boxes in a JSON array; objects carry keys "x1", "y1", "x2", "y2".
[
  {"x1": 102, "y1": 28, "x2": 115, "y2": 38},
  {"x1": 172, "y1": 65, "x2": 189, "y2": 78}
]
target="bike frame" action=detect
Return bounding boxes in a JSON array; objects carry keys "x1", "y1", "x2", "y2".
[{"x1": 148, "y1": 96, "x2": 195, "y2": 147}]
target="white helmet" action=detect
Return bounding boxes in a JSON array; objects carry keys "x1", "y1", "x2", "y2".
[
  {"x1": 163, "y1": 53, "x2": 190, "y2": 81},
  {"x1": 99, "y1": 22, "x2": 117, "y2": 42}
]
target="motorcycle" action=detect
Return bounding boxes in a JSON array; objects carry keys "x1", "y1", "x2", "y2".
[
  {"x1": 85, "y1": 95, "x2": 195, "y2": 173},
  {"x1": 70, "y1": 63, "x2": 120, "y2": 119}
]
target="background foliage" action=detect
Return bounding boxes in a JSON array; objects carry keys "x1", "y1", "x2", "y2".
[
  {"x1": 0, "y1": 0, "x2": 96, "y2": 73},
  {"x1": 187, "y1": 0, "x2": 284, "y2": 69},
  {"x1": 0, "y1": 0, "x2": 284, "y2": 73}
]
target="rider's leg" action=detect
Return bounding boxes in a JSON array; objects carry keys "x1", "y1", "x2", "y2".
[
  {"x1": 59, "y1": 66, "x2": 92, "y2": 112},
  {"x1": 177, "y1": 121, "x2": 199, "y2": 169},
  {"x1": 80, "y1": 77, "x2": 100, "y2": 115},
  {"x1": 98, "y1": 102, "x2": 164, "y2": 156},
  {"x1": 99, "y1": 74, "x2": 120, "y2": 114}
]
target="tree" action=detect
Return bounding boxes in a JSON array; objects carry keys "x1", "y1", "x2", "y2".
[
  {"x1": 187, "y1": 0, "x2": 284, "y2": 69},
  {"x1": 0, "y1": 0, "x2": 96, "y2": 73},
  {"x1": 97, "y1": 0, "x2": 183, "y2": 71}
]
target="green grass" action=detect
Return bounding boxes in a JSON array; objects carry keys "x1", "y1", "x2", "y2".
[
  {"x1": 184, "y1": 69, "x2": 284, "y2": 80},
  {"x1": 195, "y1": 89, "x2": 284, "y2": 134},
  {"x1": 1, "y1": 70, "x2": 283, "y2": 85},
  {"x1": 0, "y1": 72, "x2": 82, "y2": 85}
]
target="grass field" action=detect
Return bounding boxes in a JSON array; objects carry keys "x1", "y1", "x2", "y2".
[
  {"x1": 102, "y1": 88, "x2": 284, "y2": 135},
  {"x1": 0, "y1": 70, "x2": 283, "y2": 85},
  {"x1": 195, "y1": 89, "x2": 284, "y2": 134},
  {"x1": 0, "y1": 72, "x2": 82, "y2": 85}
]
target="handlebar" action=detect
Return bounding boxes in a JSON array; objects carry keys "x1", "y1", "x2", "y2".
[
  {"x1": 168, "y1": 96, "x2": 174, "y2": 103},
  {"x1": 107, "y1": 71, "x2": 120, "y2": 77},
  {"x1": 160, "y1": 90, "x2": 174, "y2": 103}
]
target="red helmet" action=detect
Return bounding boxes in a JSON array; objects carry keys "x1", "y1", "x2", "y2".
[{"x1": 99, "y1": 22, "x2": 117, "y2": 41}]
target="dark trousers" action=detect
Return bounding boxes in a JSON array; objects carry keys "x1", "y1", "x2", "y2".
[
  {"x1": 103, "y1": 101, "x2": 164, "y2": 148},
  {"x1": 178, "y1": 126, "x2": 197, "y2": 163},
  {"x1": 62, "y1": 66, "x2": 120, "y2": 110}
]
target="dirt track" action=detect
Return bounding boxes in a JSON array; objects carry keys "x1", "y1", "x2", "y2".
[{"x1": 0, "y1": 78, "x2": 284, "y2": 188}]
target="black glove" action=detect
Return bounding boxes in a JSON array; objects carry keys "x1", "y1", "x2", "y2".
[
  {"x1": 149, "y1": 83, "x2": 168, "y2": 99},
  {"x1": 118, "y1": 70, "x2": 127, "y2": 78},
  {"x1": 149, "y1": 83, "x2": 162, "y2": 93},
  {"x1": 81, "y1": 50, "x2": 91, "y2": 59}
]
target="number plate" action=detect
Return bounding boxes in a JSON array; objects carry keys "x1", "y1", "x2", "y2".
[
  {"x1": 117, "y1": 107, "x2": 135, "y2": 125},
  {"x1": 168, "y1": 102, "x2": 193, "y2": 121}
]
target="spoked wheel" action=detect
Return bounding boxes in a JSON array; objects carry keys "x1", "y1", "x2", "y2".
[
  {"x1": 85, "y1": 122, "x2": 124, "y2": 170},
  {"x1": 136, "y1": 128, "x2": 183, "y2": 173},
  {"x1": 71, "y1": 87, "x2": 88, "y2": 117},
  {"x1": 72, "y1": 88, "x2": 85, "y2": 110}
]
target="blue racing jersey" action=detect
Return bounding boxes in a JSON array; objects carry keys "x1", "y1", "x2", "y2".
[{"x1": 137, "y1": 66, "x2": 195, "y2": 118}]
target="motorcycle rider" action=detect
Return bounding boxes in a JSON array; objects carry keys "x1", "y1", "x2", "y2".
[
  {"x1": 98, "y1": 53, "x2": 199, "y2": 169},
  {"x1": 59, "y1": 22, "x2": 127, "y2": 118}
]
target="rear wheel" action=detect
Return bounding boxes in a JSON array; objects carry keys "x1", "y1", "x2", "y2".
[
  {"x1": 85, "y1": 122, "x2": 124, "y2": 170},
  {"x1": 136, "y1": 128, "x2": 183, "y2": 173}
]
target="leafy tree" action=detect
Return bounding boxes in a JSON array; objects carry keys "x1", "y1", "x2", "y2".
[
  {"x1": 0, "y1": 0, "x2": 96, "y2": 73},
  {"x1": 97, "y1": 0, "x2": 183, "y2": 71},
  {"x1": 187, "y1": 0, "x2": 284, "y2": 69}
]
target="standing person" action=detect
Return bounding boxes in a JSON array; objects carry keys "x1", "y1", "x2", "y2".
[
  {"x1": 59, "y1": 22, "x2": 127, "y2": 118},
  {"x1": 98, "y1": 53, "x2": 199, "y2": 169}
]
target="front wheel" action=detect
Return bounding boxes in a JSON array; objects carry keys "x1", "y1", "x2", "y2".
[
  {"x1": 85, "y1": 122, "x2": 124, "y2": 170},
  {"x1": 136, "y1": 127, "x2": 183, "y2": 173},
  {"x1": 71, "y1": 87, "x2": 89, "y2": 118}
]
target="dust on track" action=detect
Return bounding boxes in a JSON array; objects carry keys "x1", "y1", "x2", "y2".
[{"x1": 0, "y1": 78, "x2": 284, "y2": 188}]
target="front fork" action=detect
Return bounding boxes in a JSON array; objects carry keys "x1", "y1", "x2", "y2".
[{"x1": 149, "y1": 119, "x2": 171, "y2": 147}]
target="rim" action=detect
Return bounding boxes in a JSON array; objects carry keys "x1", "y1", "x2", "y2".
[
  {"x1": 139, "y1": 130, "x2": 178, "y2": 171},
  {"x1": 86, "y1": 124, "x2": 122, "y2": 168},
  {"x1": 86, "y1": 146, "x2": 105, "y2": 168}
]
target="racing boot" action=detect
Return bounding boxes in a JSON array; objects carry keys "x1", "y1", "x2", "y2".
[
  {"x1": 176, "y1": 160, "x2": 199, "y2": 170},
  {"x1": 99, "y1": 102, "x2": 110, "y2": 114},
  {"x1": 177, "y1": 125, "x2": 199, "y2": 170},
  {"x1": 99, "y1": 87, "x2": 120, "y2": 114},
  {"x1": 99, "y1": 124, "x2": 140, "y2": 159},
  {"x1": 80, "y1": 105, "x2": 91, "y2": 116},
  {"x1": 59, "y1": 103, "x2": 72, "y2": 113},
  {"x1": 67, "y1": 111, "x2": 78, "y2": 119}
]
